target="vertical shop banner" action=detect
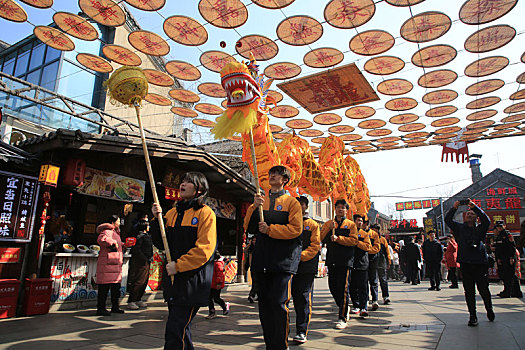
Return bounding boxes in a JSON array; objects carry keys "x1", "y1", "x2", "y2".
[
  {"x1": 0, "y1": 170, "x2": 40, "y2": 243},
  {"x1": 76, "y1": 168, "x2": 145, "y2": 203}
]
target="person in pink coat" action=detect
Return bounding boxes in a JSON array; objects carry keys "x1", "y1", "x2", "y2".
[
  {"x1": 96, "y1": 214, "x2": 125, "y2": 316},
  {"x1": 445, "y1": 235, "x2": 459, "y2": 288}
]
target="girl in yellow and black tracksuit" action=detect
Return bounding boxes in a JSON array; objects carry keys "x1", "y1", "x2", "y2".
[
  {"x1": 244, "y1": 189, "x2": 303, "y2": 350},
  {"x1": 377, "y1": 233, "x2": 392, "y2": 303},
  {"x1": 366, "y1": 226, "x2": 381, "y2": 306},
  {"x1": 291, "y1": 197, "x2": 321, "y2": 342},
  {"x1": 320, "y1": 214, "x2": 359, "y2": 323},
  {"x1": 350, "y1": 223, "x2": 372, "y2": 314},
  {"x1": 151, "y1": 173, "x2": 217, "y2": 350}
]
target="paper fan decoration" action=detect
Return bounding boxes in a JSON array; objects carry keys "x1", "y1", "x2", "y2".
[
  {"x1": 328, "y1": 125, "x2": 355, "y2": 134},
  {"x1": 53, "y1": 12, "x2": 98, "y2": 41},
  {"x1": 405, "y1": 132, "x2": 430, "y2": 139},
  {"x1": 34, "y1": 26, "x2": 75, "y2": 51},
  {"x1": 163, "y1": 15, "x2": 208, "y2": 46},
  {"x1": 340, "y1": 134, "x2": 362, "y2": 141},
  {"x1": 425, "y1": 105, "x2": 458, "y2": 117},
  {"x1": 400, "y1": 11, "x2": 451, "y2": 43},
  {"x1": 76, "y1": 53, "x2": 113, "y2": 73},
  {"x1": 169, "y1": 89, "x2": 200, "y2": 103},
  {"x1": 198, "y1": 0, "x2": 247, "y2": 28},
  {"x1": 459, "y1": 0, "x2": 517, "y2": 25},
  {"x1": 422, "y1": 89, "x2": 458, "y2": 105},
  {"x1": 192, "y1": 118, "x2": 216, "y2": 128},
  {"x1": 128, "y1": 30, "x2": 170, "y2": 56},
  {"x1": 251, "y1": 0, "x2": 294, "y2": 9},
  {"x1": 385, "y1": 97, "x2": 417, "y2": 111},
  {"x1": 358, "y1": 119, "x2": 386, "y2": 129},
  {"x1": 165, "y1": 60, "x2": 201, "y2": 81},
  {"x1": 404, "y1": 137, "x2": 428, "y2": 144},
  {"x1": 324, "y1": 0, "x2": 375, "y2": 29},
  {"x1": 200, "y1": 51, "x2": 235, "y2": 73},
  {"x1": 510, "y1": 90, "x2": 525, "y2": 100},
  {"x1": 349, "y1": 140, "x2": 371, "y2": 146},
  {"x1": 171, "y1": 107, "x2": 198, "y2": 118},
  {"x1": 367, "y1": 129, "x2": 392, "y2": 137},
  {"x1": 465, "y1": 79, "x2": 505, "y2": 96},
  {"x1": 431, "y1": 117, "x2": 460, "y2": 127},
  {"x1": 102, "y1": 45, "x2": 141, "y2": 66},
  {"x1": 490, "y1": 129, "x2": 514, "y2": 136},
  {"x1": 466, "y1": 109, "x2": 497, "y2": 121},
  {"x1": 434, "y1": 126, "x2": 461, "y2": 134},
  {"x1": 501, "y1": 113, "x2": 525, "y2": 123},
  {"x1": 464, "y1": 25, "x2": 516, "y2": 53},
  {"x1": 464, "y1": 128, "x2": 488, "y2": 135},
  {"x1": 269, "y1": 124, "x2": 283, "y2": 133},
  {"x1": 494, "y1": 122, "x2": 521, "y2": 130},
  {"x1": 465, "y1": 56, "x2": 509, "y2": 77},
  {"x1": 418, "y1": 69, "x2": 457, "y2": 88},
  {"x1": 20, "y1": 0, "x2": 52, "y2": 8},
  {"x1": 412, "y1": 44, "x2": 457, "y2": 68},
  {"x1": 197, "y1": 82, "x2": 226, "y2": 98},
  {"x1": 286, "y1": 119, "x2": 313, "y2": 129},
  {"x1": 144, "y1": 93, "x2": 171, "y2": 106},
  {"x1": 432, "y1": 134, "x2": 457, "y2": 140},
  {"x1": 345, "y1": 106, "x2": 375, "y2": 119},
  {"x1": 468, "y1": 120, "x2": 495, "y2": 129},
  {"x1": 195, "y1": 103, "x2": 224, "y2": 115},
  {"x1": 389, "y1": 113, "x2": 418, "y2": 124},
  {"x1": 124, "y1": 0, "x2": 165, "y2": 11},
  {"x1": 349, "y1": 30, "x2": 395, "y2": 56},
  {"x1": 378, "y1": 136, "x2": 401, "y2": 142},
  {"x1": 504, "y1": 102, "x2": 525, "y2": 114},
  {"x1": 277, "y1": 15, "x2": 323, "y2": 46},
  {"x1": 303, "y1": 48, "x2": 344, "y2": 68},
  {"x1": 311, "y1": 137, "x2": 328, "y2": 144},
  {"x1": 299, "y1": 129, "x2": 324, "y2": 137},
  {"x1": 236, "y1": 34, "x2": 278, "y2": 61},
  {"x1": 0, "y1": 0, "x2": 27, "y2": 22},
  {"x1": 268, "y1": 90, "x2": 283, "y2": 103},
  {"x1": 79, "y1": 0, "x2": 125, "y2": 27},
  {"x1": 399, "y1": 123, "x2": 425, "y2": 132},
  {"x1": 377, "y1": 79, "x2": 413, "y2": 96},
  {"x1": 518, "y1": 73, "x2": 525, "y2": 84},
  {"x1": 264, "y1": 62, "x2": 301, "y2": 80},
  {"x1": 270, "y1": 105, "x2": 299, "y2": 118},
  {"x1": 466, "y1": 96, "x2": 501, "y2": 110},
  {"x1": 143, "y1": 69, "x2": 174, "y2": 87},
  {"x1": 364, "y1": 56, "x2": 404, "y2": 75},
  {"x1": 314, "y1": 113, "x2": 342, "y2": 125}
]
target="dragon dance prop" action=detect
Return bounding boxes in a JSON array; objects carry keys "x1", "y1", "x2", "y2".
[{"x1": 104, "y1": 66, "x2": 174, "y2": 282}]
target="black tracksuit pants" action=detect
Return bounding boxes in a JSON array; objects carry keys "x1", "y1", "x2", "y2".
[
  {"x1": 377, "y1": 267, "x2": 389, "y2": 298},
  {"x1": 460, "y1": 263, "x2": 492, "y2": 317},
  {"x1": 255, "y1": 271, "x2": 293, "y2": 350},
  {"x1": 368, "y1": 256, "x2": 379, "y2": 302},
  {"x1": 291, "y1": 272, "x2": 315, "y2": 336},
  {"x1": 165, "y1": 303, "x2": 199, "y2": 350},
  {"x1": 328, "y1": 266, "x2": 352, "y2": 322},
  {"x1": 448, "y1": 267, "x2": 458, "y2": 286},
  {"x1": 427, "y1": 262, "x2": 442, "y2": 288},
  {"x1": 350, "y1": 269, "x2": 369, "y2": 311},
  {"x1": 97, "y1": 283, "x2": 121, "y2": 311}
]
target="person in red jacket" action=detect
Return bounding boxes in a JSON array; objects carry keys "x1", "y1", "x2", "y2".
[
  {"x1": 206, "y1": 251, "x2": 230, "y2": 319},
  {"x1": 445, "y1": 235, "x2": 459, "y2": 288}
]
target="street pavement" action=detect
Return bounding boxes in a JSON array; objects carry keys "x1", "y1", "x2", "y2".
[{"x1": 0, "y1": 277, "x2": 524, "y2": 349}]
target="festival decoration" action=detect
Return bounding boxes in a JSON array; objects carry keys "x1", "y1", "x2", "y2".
[
  {"x1": 124, "y1": 0, "x2": 165, "y2": 11},
  {"x1": 200, "y1": 51, "x2": 235, "y2": 73},
  {"x1": 303, "y1": 48, "x2": 344, "y2": 68},
  {"x1": 142, "y1": 69, "x2": 174, "y2": 87},
  {"x1": 53, "y1": 12, "x2": 98, "y2": 41},
  {"x1": 465, "y1": 79, "x2": 505, "y2": 96},
  {"x1": 459, "y1": 0, "x2": 517, "y2": 25},
  {"x1": 165, "y1": 60, "x2": 201, "y2": 81},
  {"x1": 422, "y1": 90, "x2": 458, "y2": 105},
  {"x1": 198, "y1": 0, "x2": 248, "y2": 29},
  {"x1": 418, "y1": 69, "x2": 458, "y2": 88},
  {"x1": 0, "y1": 0, "x2": 27, "y2": 23},
  {"x1": 34, "y1": 26, "x2": 75, "y2": 51},
  {"x1": 169, "y1": 89, "x2": 200, "y2": 103},
  {"x1": 235, "y1": 35, "x2": 279, "y2": 61},
  {"x1": 464, "y1": 25, "x2": 516, "y2": 53},
  {"x1": 128, "y1": 30, "x2": 170, "y2": 56},
  {"x1": 364, "y1": 56, "x2": 405, "y2": 75},
  {"x1": 79, "y1": 0, "x2": 126, "y2": 27},
  {"x1": 103, "y1": 44, "x2": 142, "y2": 66},
  {"x1": 264, "y1": 62, "x2": 301, "y2": 80},
  {"x1": 350, "y1": 30, "x2": 395, "y2": 56},
  {"x1": 466, "y1": 109, "x2": 497, "y2": 121},
  {"x1": 76, "y1": 53, "x2": 113, "y2": 73},
  {"x1": 377, "y1": 79, "x2": 413, "y2": 96},
  {"x1": 464, "y1": 56, "x2": 509, "y2": 77},
  {"x1": 251, "y1": 0, "x2": 294, "y2": 9},
  {"x1": 466, "y1": 96, "x2": 501, "y2": 110},
  {"x1": 400, "y1": 11, "x2": 451, "y2": 43},
  {"x1": 324, "y1": 0, "x2": 375, "y2": 29},
  {"x1": 276, "y1": 15, "x2": 323, "y2": 46},
  {"x1": 412, "y1": 44, "x2": 457, "y2": 68},
  {"x1": 385, "y1": 98, "x2": 417, "y2": 112}
]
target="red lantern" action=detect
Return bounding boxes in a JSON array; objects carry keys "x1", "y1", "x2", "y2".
[{"x1": 63, "y1": 158, "x2": 86, "y2": 187}]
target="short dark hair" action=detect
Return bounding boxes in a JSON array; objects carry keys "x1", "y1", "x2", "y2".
[
  {"x1": 335, "y1": 199, "x2": 349, "y2": 209},
  {"x1": 136, "y1": 220, "x2": 149, "y2": 232},
  {"x1": 353, "y1": 214, "x2": 363, "y2": 221},
  {"x1": 297, "y1": 196, "x2": 309, "y2": 206},
  {"x1": 370, "y1": 224, "x2": 380, "y2": 230},
  {"x1": 269, "y1": 165, "x2": 291, "y2": 185},
  {"x1": 182, "y1": 172, "x2": 209, "y2": 209},
  {"x1": 428, "y1": 230, "x2": 435, "y2": 234},
  {"x1": 105, "y1": 214, "x2": 119, "y2": 224}
]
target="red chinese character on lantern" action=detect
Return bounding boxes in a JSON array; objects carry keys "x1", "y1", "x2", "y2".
[
  {"x1": 505, "y1": 197, "x2": 522, "y2": 209},
  {"x1": 508, "y1": 187, "x2": 517, "y2": 195},
  {"x1": 486, "y1": 198, "x2": 501, "y2": 209},
  {"x1": 409, "y1": 219, "x2": 417, "y2": 228},
  {"x1": 486, "y1": 188, "x2": 496, "y2": 196}
]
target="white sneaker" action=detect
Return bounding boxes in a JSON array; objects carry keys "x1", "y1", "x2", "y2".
[
  {"x1": 350, "y1": 308, "x2": 360, "y2": 314},
  {"x1": 335, "y1": 320, "x2": 347, "y2": 329},
  {"x1": 127, "y1": 302, "x2": 139, "y2": 310},
  {"x1": 371, "y1": 301, "x2": 379, "y2": 311},
  {"x1": 136, "y1": 300, "x2": 147, "y2": 308}
]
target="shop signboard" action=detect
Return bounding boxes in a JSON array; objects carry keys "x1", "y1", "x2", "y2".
[
  {"x1": 0, "y1": 170, "x2": 40, "y2": 243},
  {"x1": 38, "y1": 164, "x2": 60, "y2": 187},
  {"x1": 485, "y1": 210, "x2": 521, "y2": 231},
  {"x1": 396, "y1": 199, "x2": 440, "y2": 210},
  {"x1": 76, "y1": 167, "x2": 145, "y2": 203},
  {"x1": 0, "y1": 247, "x2": 21, "y2": 263},
  {"x1": 205, "y1": 197, "x2": 236, "y2": 220}
]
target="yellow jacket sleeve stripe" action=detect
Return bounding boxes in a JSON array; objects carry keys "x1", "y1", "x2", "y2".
[
  {"x1": 368, "y1": 230, "x2": 381, "y2": 254},
  {"x1": 335, "y1": 221, "x2": 358, "y2": 246},
  {"x1": 175, "y1": 207, "x2": 217, "y2": 273},
  {"x1": 301, "y1": 220, "x2": 321, "y2": 262},
  {"x1": 268, "y1": 198, "x2": 303, "y2": 240}
]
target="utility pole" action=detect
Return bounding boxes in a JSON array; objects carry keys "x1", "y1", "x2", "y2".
[{"x1": 439, "y1": 197, "x2": 446, "y2": 238}]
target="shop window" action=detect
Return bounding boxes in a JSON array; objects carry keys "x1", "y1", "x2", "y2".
[
  {"x1": 29, "y1": 43, "x2": 45, "y2": 70},
  {"x1": 14, "y1": 50, "x2": 30, "y2": 77},
  {"x1": 40, "y1": 61, "x2": 59, "y2": 91},
  {"x1": 57, "y1": 60, "x2": 96, "y2": 105},
  {"x1": 25, "y1": 69, "x2": 41, "y2": 85},
  {"x1": 44, "y1": 46, "x2": 61, "y2": 64},
  {"x1": 2, "y1": 56, "x2": 15, "y2": 75}
]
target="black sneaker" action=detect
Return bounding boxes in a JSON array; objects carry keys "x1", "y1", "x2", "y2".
[
  {"x1": 96, "y1": 309, "x2": 111, "y2": 316},
  {"x1": 111, "y1": 308, "x2": 125, "y2": 314},
  {"x1": 435, "y1": 287, "x2": 441, "y2": 291},
  {"x1": 487, "y1": 309, "x2": 495, "y2": 322},
  {"x1": 449, "y1": 285, "x2": 459, "y2": 289},
  {"x1": 468, "y1": 315, "x2": 478, "y2": 327},
  {"x1": 293, "y1": 333, "x2": 307, "y2": 343},
  {"x1": 428, "y1": 287, "x2": 436, "y2": 291}
]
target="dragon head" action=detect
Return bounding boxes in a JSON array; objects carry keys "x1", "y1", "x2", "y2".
[{"x1": 221, "y1": 59, "x2": 261, "y2": 109}]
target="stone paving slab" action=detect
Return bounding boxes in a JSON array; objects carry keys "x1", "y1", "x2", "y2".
[{"x1": 0, "y1": 278, "x2": 524, "y2": 349}]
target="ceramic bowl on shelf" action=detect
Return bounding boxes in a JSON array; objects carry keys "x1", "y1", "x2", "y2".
[
  {"x1": 89, "y1": 245, "x2": 100, "y2": 255},
  {"x1": 63, "y1": 243, "x2": 75, "y2": 253},
  {"x1": 77, "y1": 244, "x2": 89, "y2": 254}
]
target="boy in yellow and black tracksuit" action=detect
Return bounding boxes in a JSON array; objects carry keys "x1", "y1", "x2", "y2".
[
  {"x1": 244, "y1": 166, "x2": 303, "y2": 350},
  {"x1": 350, "y1": 215, "x2": 372, "y2": 317},
  {"x1": 373, "y1": 224, "x2": 392, "y2": 304},
  {"x1": 291, "y1": 196, "x2": 321, "y2": 344},
  {"x1": 320, "y1": 199, "x2": 358, "y2": 329},
  {"x1": 366, "y1": 221, "x2": 381, "y2": 310}
]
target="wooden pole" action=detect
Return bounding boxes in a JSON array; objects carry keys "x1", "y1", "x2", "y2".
[
  {"x1": 331, "y1": 195, "x2": 336, "y2": 239},
  {"x1": 134, "y1": 103, "x2": 174, "y2": 282},
  {"x1": 248, "y1": 127, "x2": 264, "y2": 222}
]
